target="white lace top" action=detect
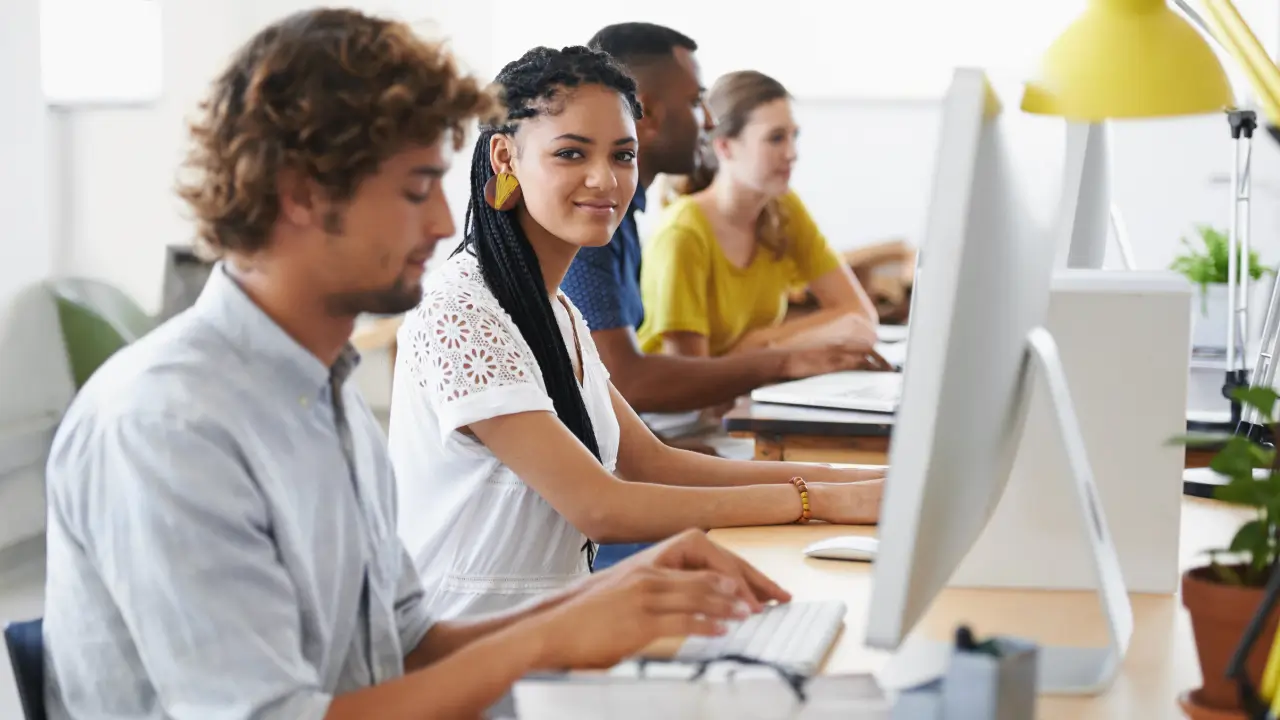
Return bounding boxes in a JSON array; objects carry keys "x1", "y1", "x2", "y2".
[{"x1": 387, "y1": 251, "x2": 621, "y2": 620}]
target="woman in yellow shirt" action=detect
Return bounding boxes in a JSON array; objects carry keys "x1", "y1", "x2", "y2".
[{"x1": 638, "y1": 70, "x2": 879, "y2": 359}]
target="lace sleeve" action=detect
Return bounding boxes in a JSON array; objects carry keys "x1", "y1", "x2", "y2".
[{"x1": 405, "y1": 278, "x2": 555, "y2": 439}]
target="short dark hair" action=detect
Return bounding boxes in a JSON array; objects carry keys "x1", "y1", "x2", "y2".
[
  {"x1": 587, "y1": 22, "x2": 697, "y2": 69},
  {"x1": 178, "y1": 8, "x2": 495, "y2": 256}
]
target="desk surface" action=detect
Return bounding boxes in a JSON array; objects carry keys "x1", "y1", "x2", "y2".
[
  {"x1": 724, "y1": 400, "x2": 1217, "y2": 468},
  {"x1": 708, "y1": 497, "x2": 1250, "y2": 719}
]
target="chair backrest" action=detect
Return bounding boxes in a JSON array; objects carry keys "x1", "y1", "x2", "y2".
[
  {"x1": 4, "y1": 618, "x2": 46, "y2": 720},
  {"x1": 46, "y1": 278, "x2": 153, "y2": 390},
  {"x1": 158, "y1": 244, "x2": 213, "y2": 322}
]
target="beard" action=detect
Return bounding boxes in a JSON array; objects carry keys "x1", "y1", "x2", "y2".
[
  {"x1": 659, "y1": 144, "x2": 700, "y2": 177},
  {"x1": 324, "y1": 273, "x2": 424, "y2": 317},
  {"x1": 650, "y1": 131, "x2": 701, "y2": 178}
]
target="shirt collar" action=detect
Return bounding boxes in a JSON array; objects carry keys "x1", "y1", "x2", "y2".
[
  {"x1": 194, "y1": 263, "x2": 361, "y2": 399},
  {"x1": 631, "y1": 182, "x2": 648, "y2": 214}
]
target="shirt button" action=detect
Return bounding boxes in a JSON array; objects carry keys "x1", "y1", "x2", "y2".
[{"x1": 299, "y1": 396, "x2": 309, "y2": 407}]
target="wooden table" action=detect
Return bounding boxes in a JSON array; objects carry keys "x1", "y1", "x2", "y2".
[
  {"x1": 724, "y1": 401, "x2": 894, "y2": 464},
  {"x1": 725, "y1": 400, "x2": 1218, "y2": 468},
  {"x1": 709, "y1": 497, "x2": 1249, "y2": 719}
]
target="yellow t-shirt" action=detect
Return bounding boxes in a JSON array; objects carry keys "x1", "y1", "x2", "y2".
[{"x1": 638, "y1": 190, "x2": 843, "y2": 356}]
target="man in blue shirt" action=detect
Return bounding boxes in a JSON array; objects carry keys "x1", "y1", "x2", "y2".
[{"x1": 566, "y1": 23, "x2": 877, "y2": 414}]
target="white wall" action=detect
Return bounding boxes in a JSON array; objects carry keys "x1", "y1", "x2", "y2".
[
  {"x1": 749, "y1": 101, "x2": 1280, "y2": 275},
  {"x1": 48, "y1": 0, "x2": 1280, "y2": 309},
  {"x1": 54, "y1": 0, "x2": 243, "y2": 312},
  {"x1": 0, "y1": 0, "x2": 71, "y2": 546}
]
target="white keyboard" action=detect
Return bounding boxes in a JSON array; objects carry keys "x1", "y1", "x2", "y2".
[{"x1": 673, "y1": 600, "x2": 846, "y2": 675}]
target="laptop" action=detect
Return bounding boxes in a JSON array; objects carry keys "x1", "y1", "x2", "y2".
[
  {"x1": 750, "y1": 370, "x2": 903, "y2": 414},
  {"x1": 748, "y1": 324, "x2": 909, "y2": 414}
]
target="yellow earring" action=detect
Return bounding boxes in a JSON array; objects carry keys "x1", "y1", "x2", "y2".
[{"x1": 484, "y1": 171, "x2": 522, "y2": 212}]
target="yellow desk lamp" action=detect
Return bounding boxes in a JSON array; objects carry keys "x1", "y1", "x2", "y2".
[
  {"x1": 1021, "y1": 0, "x2": 1233, "y2": 120},
  {"x1": 1023, "y1": 2, "x2": 1280, "y2": 714}
]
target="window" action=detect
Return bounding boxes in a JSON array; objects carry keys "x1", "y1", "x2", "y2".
[{"x1": 40, "y1": 0, "x2": 162, "y2": 106}]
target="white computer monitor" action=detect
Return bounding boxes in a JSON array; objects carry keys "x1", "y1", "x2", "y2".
[{"x1": 865, "y1": 69, "x2": 1133, "y2": 696}]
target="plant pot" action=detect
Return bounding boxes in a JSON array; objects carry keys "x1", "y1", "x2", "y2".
[
  {"x1": 1178, "y1": 690, "x2": 1247, "y2": 719},
  {"x1": 1182, "y1": 565, "x2": 1280, "y2": 712},
  {"x1": 1193, "y1": 284, "x2": 1230, "y2": 351},
  {"x1": 1192, "y1": 279, "x2": 1277, "y2": 352}
]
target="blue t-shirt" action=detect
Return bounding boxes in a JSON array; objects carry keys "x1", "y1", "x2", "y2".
[{"x1": 562, "y1": 188, "x2": 647, "y2": 332}]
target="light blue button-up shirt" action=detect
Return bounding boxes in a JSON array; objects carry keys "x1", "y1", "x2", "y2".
[{"x1": 43, "y1": 266, "x2": 433, "y2": 719}]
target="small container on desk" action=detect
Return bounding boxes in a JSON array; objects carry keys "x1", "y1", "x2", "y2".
[{"x1": 891, "y1": 626, "x2": 1038, "y2": 720}]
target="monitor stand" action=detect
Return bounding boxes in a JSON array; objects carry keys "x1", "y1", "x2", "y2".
[{"x1": 877, "y1": 327, "x2": 1134, "y2": 696}]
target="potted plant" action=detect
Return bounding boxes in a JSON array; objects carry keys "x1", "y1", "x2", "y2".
[
  {"x1": 1170, "y1": 224, "x2": 1272, "y2": 351},
  {"x1": 1175, "y1": 385, "x2": 1280, "y2": 716}
]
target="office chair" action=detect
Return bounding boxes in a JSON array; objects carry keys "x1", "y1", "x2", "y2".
[
  {"x1": 46, "y1": 278, "x2": 154, "y2": 390},
  {"x1": 4, "y1": 618, "x2": 45, "y2": 720}
]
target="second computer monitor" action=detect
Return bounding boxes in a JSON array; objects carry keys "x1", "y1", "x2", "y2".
[
  {"x1": 865, "y1": 69, "x2": 1071, "y2": 647},
  {"x1": 1058, "y1": 121, "x2": 1113, "y2": 270}
]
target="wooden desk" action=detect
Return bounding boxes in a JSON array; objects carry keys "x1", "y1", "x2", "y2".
[
  {"x1": 725, "y1": 400, "x2": 1218, "y2": 468},
  {"x1": 724, "y1": 401, "x2": 893, "y2": 464},
  {"x1": 709, "y1": 497, "x2": 1249, "y2": 719}
]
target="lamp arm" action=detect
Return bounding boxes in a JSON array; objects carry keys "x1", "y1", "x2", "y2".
[{"x1": 1171, "y1": 0, "x2": 1229, "y2": 55}]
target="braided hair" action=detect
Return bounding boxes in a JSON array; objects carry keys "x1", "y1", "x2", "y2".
[{"x1": 457, "y1": 46, "x2": 641, "y2": 466}]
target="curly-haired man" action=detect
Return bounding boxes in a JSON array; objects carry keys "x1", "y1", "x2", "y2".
[{"x1": 41, "y1": 9, "x2": 787, "y2": 720}]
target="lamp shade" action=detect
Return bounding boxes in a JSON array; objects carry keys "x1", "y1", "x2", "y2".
[{"x1": 1022, "y1": 0, "x2": 1234, "y2": 120}]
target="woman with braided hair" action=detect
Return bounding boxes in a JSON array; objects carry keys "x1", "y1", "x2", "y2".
[{"x1": 389, "y1": 46, "x2": 886, "y2": 619}]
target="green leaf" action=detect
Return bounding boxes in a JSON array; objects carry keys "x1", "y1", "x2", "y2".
[
  {"x1": 1216, "y1": 475, "x2": 1269, "y2": 506},
  {"x1": 1168, "y1": 224, "x2": 1272, "y2": 285},
  {"x1": 1265, "y1": 473, "x2": 1280, "y2": 511},
  {"x1": 1230, "y1": 519, "x2": 1267, "y2": 554},
  {"x1": 1210, "y1": 436, "x2": 1267, "y2": 480},
  {"x1": 1213, "y1": 559, "x2": 1246, "y2": 585},
  {"x1": 1233, "y1": 385, "x2": 1280, "y2": 423},
  {"x1": 1250, "y1": 444, "x2": 1277, "y2": 471}
]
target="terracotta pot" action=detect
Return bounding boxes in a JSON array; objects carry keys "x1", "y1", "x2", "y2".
[{"x1": 1182, "y1": 565, "x2": 1279, "y2": 711}]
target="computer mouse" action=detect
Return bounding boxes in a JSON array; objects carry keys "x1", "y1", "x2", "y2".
[{"x1": 803, "y1": 535, "x2": 879, "y2": 562}]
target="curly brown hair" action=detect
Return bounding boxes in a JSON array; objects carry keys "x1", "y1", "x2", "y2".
[{"x1": 177, "y1": 8, "x2": 498, "y2": 256}]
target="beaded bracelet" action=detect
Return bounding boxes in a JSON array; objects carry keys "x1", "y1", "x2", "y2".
[{"x1": 790, "y1": 477, "x2": 811, "y2": 524}]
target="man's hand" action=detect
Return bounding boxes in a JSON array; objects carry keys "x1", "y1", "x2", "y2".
[
  {"x1": 782, "y1": 341, "x2": 891, "y2": 378},
  {"x1": 529, "y1": 531, "x2": 790, "y2": 670},
  {"x1": 619, "y1": 529, "x2": 791, "y2": 612}
]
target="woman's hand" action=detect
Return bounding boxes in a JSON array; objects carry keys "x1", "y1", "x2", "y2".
[
  {"x1": 730, "y1": 325, "x2": 780, "y2": 354},
  {"x1": 734, "y1": 312, "x2": 879, "y2": 356},
  {"x1": 785, "y1": 313, "x2": 878, "y2": 352},
  {"x1": 805, "y1": 465, "x2": 885, "y2": 484},
  {"x1": 806, "y1": 479, "x2": 883, "y2": 525}
]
